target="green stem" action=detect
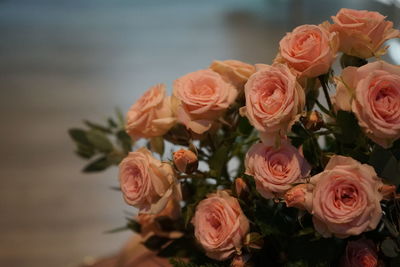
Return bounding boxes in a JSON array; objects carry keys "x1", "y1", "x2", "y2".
[{"x1": 318, "y1": 76, "x2": 334, "y2": 116}]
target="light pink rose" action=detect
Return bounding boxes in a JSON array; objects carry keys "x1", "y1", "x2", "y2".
[
  {"x1": 303, "y1": 156, "x2": 384, "y2": 238},
  {"x1": 126, "y1": 84, "x2": 176, "y2": 140},
  {"x1": 173, "y1": 69, "x2": 237, "y2": 134},
  {"x1": 209, "y1": 60, "x2": 256, "y2": 90},
  {"x1": 191, "y1": 190, "x2": 250, "y2": 261},
  {"x1": 333, "y1": 61, "x2": 400, "y2": 148},
  {"x1": 119, "y1": 147, "x2": 181, "y2": 213},
  {"x1": 340, "y1": 238, "x2": 379, "y2": 267},
  {"x1": 276, "y1": 24, "x2": 339, "y2": 78},
  {"x1": 241, "y1": 64, "x2": 305, "y2": 143},
  {"x1": 330, "y1": 8, "x2": 400, "y2": 58},
  {"x1": 245, "y1": 141, "x2": 310, "y2": 199}
]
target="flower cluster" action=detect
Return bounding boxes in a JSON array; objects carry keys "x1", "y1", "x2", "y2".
[{"x1": 70, "y1": 8, "x2": 400, "y2": 267}]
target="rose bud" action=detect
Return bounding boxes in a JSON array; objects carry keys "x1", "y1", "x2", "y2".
[
  {"x1": 379, "y1": 184, "x2": 396, "y2": 200},
  {"x1": 173, "y1": 149, "x2": 198, "y2": 174},
  {"x1": 300, "y1": 111, "x2": 324, "y2": 131},
  {"x1": 231, "y1": 254, "x2": 251, "y2": 267},
  {"x1": 234, "y1": 177, "x2": 250, "y2": 199},
  {"x1": 284, "y1": 184, "x2": 313, "y2": 210}
]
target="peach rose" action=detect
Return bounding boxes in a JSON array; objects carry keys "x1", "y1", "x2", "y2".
[
  {"x1": 284, "y1": 183, "x2": 313, "y2": 210},
  {"x1": 330, "y1": 8, "x2": 400, "y2": 58},
  {"x1": 340, "y1": 238, "x2": 378, "y2": 267},
  {"x1": 173, "y1": 69, "x2": 237, "y2": 134},
  {"x1": 209, "y1": 60, "x2": 256, "y2": 90},
  {"x1": 245, "y1": 141, "x2": 310, "y2": 199},
  {"x1": 192, "y1": 190, "x2": 249, "y2": 260},
  {"x1": 240, "y1": 64, "x2": 305, "y2": 143},
  {"x1": 276, "y1": 24, "x2": 339, "y2": 78},
  {"x1": 126, "y1": 84, "x2": 176, "y2": 140},
  {"x1": 333, "y1": 61, "x2": 400, "y2": 148},
  {"x1": 303, "y1": 156, "x2": 384, "y2": 238},
  {"x1": 173, "y1": 149, "x2": 198, "y2": 174},
  {"x1": 119, "y1": 147, "x2": 181, "y2": 213}
]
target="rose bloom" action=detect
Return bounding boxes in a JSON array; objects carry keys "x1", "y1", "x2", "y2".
[
  {"x1": 333, "y1": 61, "x2": 400, "y2": 148},
  {"x1": 126, "y1": 84, "x2": 176, "y2": 140},
  {"x1": 330, "y1": 8, "x2": 400, "y2": 59},
  {"x1": 240, "y1": 64, "x2": 305, "y2": 144},
  {"x1": 276, "y1": 24, "x2": 339, "y2": 78},
  {"x1": 209, "y1": 59, "x2": 255, "y2": 90},
  {"x1": 340, "y1": 238, "x2": 379, "y2": 267},
  {"x1": 119, "y1": 147, "x2": 181, "y2": 213},
  {"x1": 173, "y1": 69, "x2": 237, "y2": 134},
  {"x1": 245, "y1": 141, "x2": 310, "y2": 199},
  {"x1": 302, "y1": 156, "x2": 384, "y2": 238},
  {"x1": 192, "y1": 190, "x2": 249, "y2": 261}
]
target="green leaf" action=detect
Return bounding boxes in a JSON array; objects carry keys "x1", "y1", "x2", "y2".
[
  {"x1": 86, "y1": 130, "x2": 113, "y2": 153},
  {"x1": 116, "y1": 130, "x2": 132, "y2": 154},
  {"x1": 149, "y1": 136, "x2": 165, "y2": 157},
  {"x1": 335, "y1": 111, "x2": 361, "y2": 144},
  {"x1": 68, "y1": 128, "x2": 91, "y2": 146},
  {"x1": 238, "y1": 116, "x2": 253, "y2": 136},
  {"x1": 83, "y1": 156, "x2": 111, "y2": 172},
  {"x1": 340, "y1": 53, "x2": 368, "y2": 68},
  {"x1": 142, "y1": 235, "x2": 169, "y2": 251},
  {"x1": 209, "y1": 144, "x2": 229, "y2": 177},
  {"x1": 127, "y1": 219, "x2": 142, "y2": 233},
  {"x1": 370, "y1": 145, "x2": 400, "y2": 185},
  {"x1": 75, "y1": 143, "x2": 95, "y2": 159},
  {"x1": 381, "y1": 238, "x2": 399, "y2": 258},
  {"x1": 84, "y1": 120, "x2": 112, "y2": 133}
]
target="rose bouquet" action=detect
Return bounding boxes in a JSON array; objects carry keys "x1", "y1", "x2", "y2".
[{"x1": 69, "y1": 8, "x2": 400, "y2": 267}]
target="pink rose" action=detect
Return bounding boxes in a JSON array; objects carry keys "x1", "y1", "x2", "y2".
[
  {"x1": 126, "y1": 84, "x2": 176, "y2": 140},
  {"x1": 245, "y1": 141, "x2": 310, "y2": 199},
  {"x1": 209, "y1": 59, "x2": 256, "y2": 90},
  {"x1": 333, "y1": 61, "x2": 400, "y2": 148},
  {"x1": 304, "y1": 156, "x2": 384, "y2": 238},
  {"x1": 276, "y1": 24, "x2": 339, "y2": 78},
  {"x1": 330, "y1": 8, "x2": 400, "y2": 58},
  {"x1": 119, "y1": 147, "x2": 181, "y2": 213},
  {"x1": 241, "y1": 64, "x2": 305, "y2": 143},
  {"x1": 340, "y1": 238, "x2": 379, "y2": 267},
  {"x1": 191, "y1": 190, "x2": 249, "y2": 260},
  {"x1": 173, "y1": 69, "x2": 237, "y2": 134}
]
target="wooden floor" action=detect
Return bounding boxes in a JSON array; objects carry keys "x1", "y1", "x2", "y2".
[{"x1": 0, "y1": 0, "x2": 397, "y2": 266}]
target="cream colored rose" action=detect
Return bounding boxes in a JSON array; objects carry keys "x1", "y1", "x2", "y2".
[
  {"x1": 241, "y1": 64, "x2": 305, "y2": 143},
  {"x1": 191, "y1": 191, "x2": 249, "y2": 261},
  {"x1": 245, "y1": 141, "x2": 310, "y2": 199},
  {"x1": 209, "y1": 59, "x2": 255, "y2": 90},
  {"x1": 333, "y1": 61, "x2": 400, "y2": 148},
  {"x1": 119, "y1": 147, "x2": 181, "y2": 213},
  {"x1": 276, "y1": 24, "x2": 339, "y2": 78},
  {"x1": 126, "y1": 84, "x2": 176, "y2": 140},
  {"x1": 330, "y1": 8, "x2": 400, "y2": 58},
  {"x1": 302, "y1": 156, "x2": 384, "y2": 238},
  {"x1": 173, "y1": 70, "x2": 237, "y2": 134}
]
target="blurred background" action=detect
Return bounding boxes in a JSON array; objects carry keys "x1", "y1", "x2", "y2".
[{"x1": 0, "y1": 0, "x2": 399, "y2": 266}]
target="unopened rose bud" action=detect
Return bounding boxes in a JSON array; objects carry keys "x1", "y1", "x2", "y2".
[
  {"x1": 284, "y1": 184, "x2": 312, "y2": 210},
  {"x1": 379, "y1": 184, "x2": 396, "y2": 200},
  {"x1": 234, "y1": 177, "x2": 249, "y2": 199},
  {"x1": 231, "y1": 254, "x2": 251, "y2": 267},
  {"x1": 173, "y1": 149, "x2": 198, "y2": 174},
  {"x1": 301, "y1": 111, "x2": 324, "y2": 131}
]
